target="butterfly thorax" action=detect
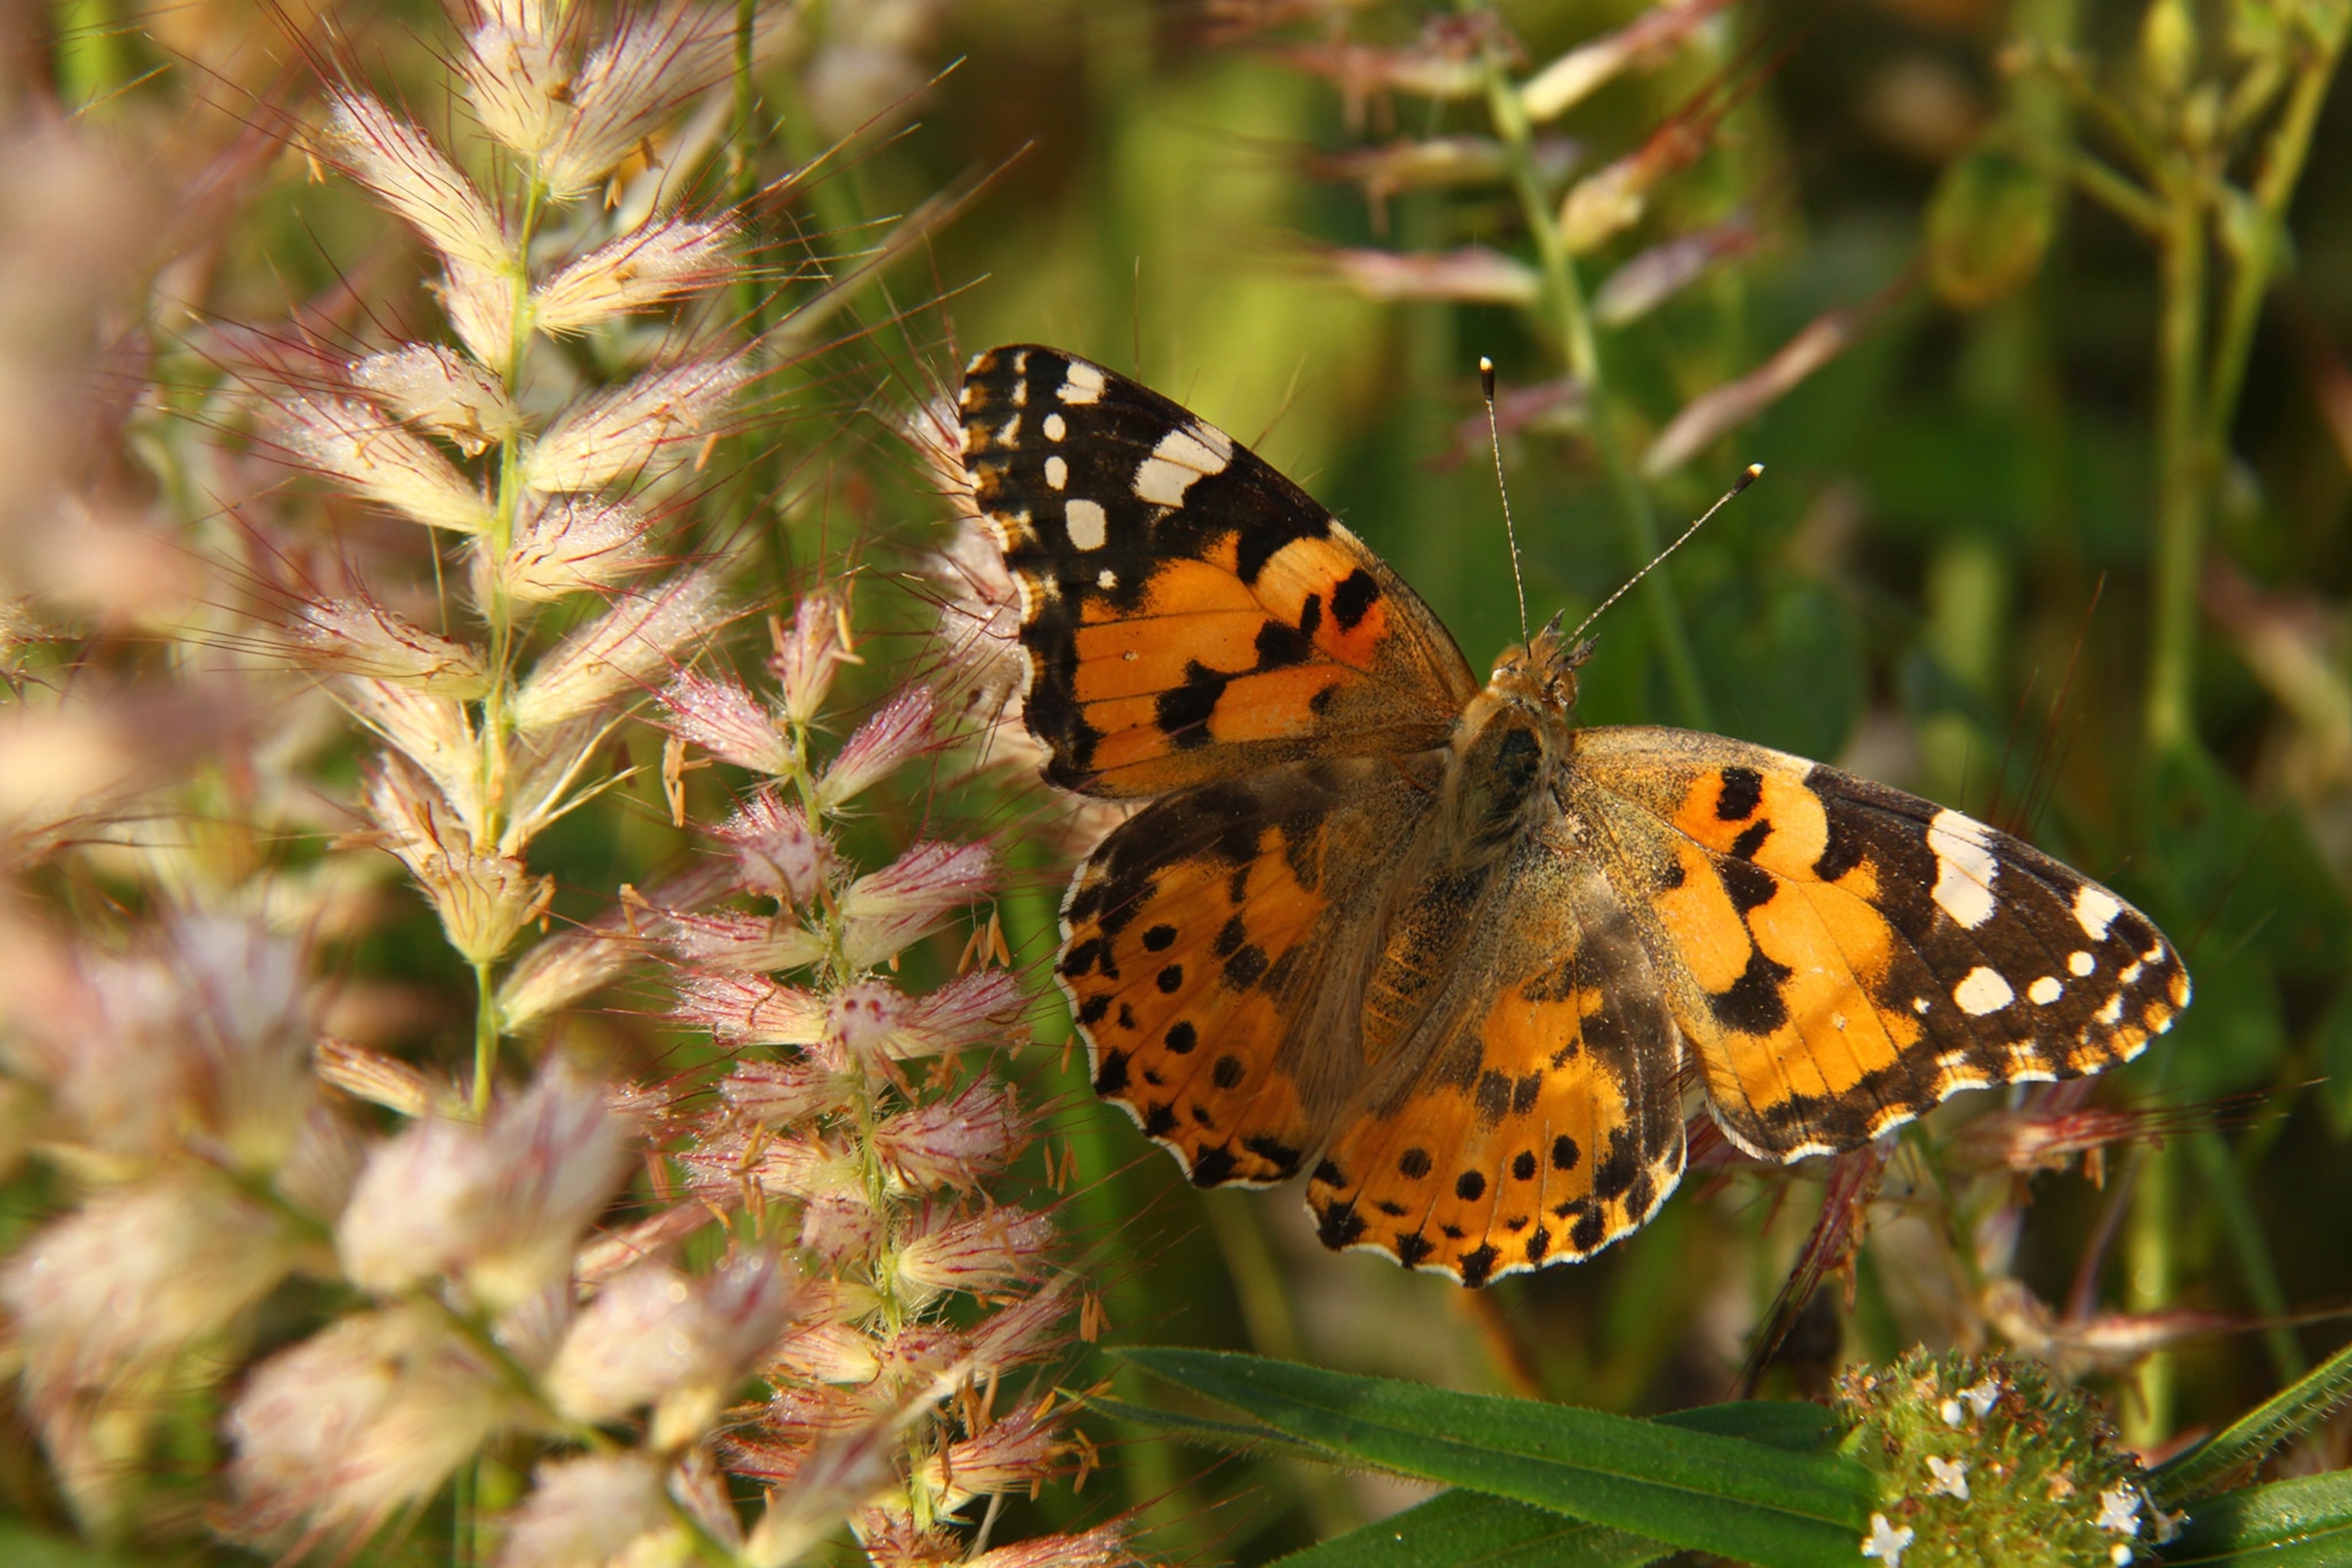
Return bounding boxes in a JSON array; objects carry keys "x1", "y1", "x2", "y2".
[{"x1": 1440, "y1": 628, "x2": 1582, "y2": 863}]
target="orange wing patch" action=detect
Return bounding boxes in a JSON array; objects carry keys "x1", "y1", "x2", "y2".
[
  {"x1": 961, "y1": 345, "x2": 1476, "y2": 797},
  {"x1": 1057, "y1": 757, "x2": 1439, "y2": 1188},
  {"x1": 1571, "y1": 727, "x2": 2189, "y2": 1162},
  {"x1": 1305, "y1": 858, "x2": 1686, "y2": 1285}
]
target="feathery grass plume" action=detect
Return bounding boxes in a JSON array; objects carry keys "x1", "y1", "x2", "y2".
[
  {"x1": 255, "y1": 9, "x2": 756, "y2": 1118},
  {"x1": 0, "y1": 1, "x2": 1097, "y2": 1558},
  {"x1": 0, "y1": 913, "x2": 345, "y2": 1533},
  {"x1": 642, "y1": 562, "x2": 1128, "y2": 1567},
  {"x1": 152, "y1": 5, "x2": 1126, "y2": 1553}
]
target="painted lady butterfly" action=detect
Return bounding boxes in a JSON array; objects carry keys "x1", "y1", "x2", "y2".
[{"x1": 959, "y1": 345, "x2": 2188, "y2": 1286}]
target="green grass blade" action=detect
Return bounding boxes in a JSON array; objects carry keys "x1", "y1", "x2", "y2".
[
  {"x1": 1269, "y1": 1488, "x2": 1671, "y2": 1568},
  {"x1": 1659, "y1": 1400, "x2": 1847, "y2": 1452},
  {"x1": 1093, "y1": 1386, "x2": 1841, "y2": 1462},
  {"x1": 2154, "y1": 1341, "x2": 2352, "y2": 1504},
  {"x1": 1084, "y1": 1391, "x2": 1346, "y2": 1467},
  {"x1": 1116, "y1": 1348, "x2": 1875, "y2": 1568},
  {"x1": 2157, "y1": 1469, "x2": 2352, "y2": 1565}
]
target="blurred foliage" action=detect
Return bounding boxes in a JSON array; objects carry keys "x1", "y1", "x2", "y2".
[{"x1": 11, "y1": 0, "x2": 2352, "y2": 1563}]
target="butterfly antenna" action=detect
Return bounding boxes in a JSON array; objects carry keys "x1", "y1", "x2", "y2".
[
  {"x1": 1570, "y1": 462, "x2": 1764, "y2": 644},
  {"x1": 1480, "y1": 357, "x2": 1530, "y2": 643}
]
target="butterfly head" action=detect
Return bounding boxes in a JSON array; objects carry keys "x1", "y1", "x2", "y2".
[
  {"x1": 1445, "y1": 618, "x2": 1594, "y2": 858},
  {"x1": 1485, "y1": 613, "x2": 1596, "y2": 717}
]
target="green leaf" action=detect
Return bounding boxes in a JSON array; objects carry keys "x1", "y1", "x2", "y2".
[
  {"x1": 2158, "y1": 1469, "x2": 2352, "y2": 1565},
  {"x1": 1083, "y1": 1390, "x2": 1344, "y2": 1468},
  {"x1": 2155, "y1": 1340, "x2": 2352, "y2": 1504},
  {"x1": 1661, "y1": 1400, "x2": 1847, "y2": 1452},
  {"x1": 1116, "y1": 1348, "x2": 1876, "y2": 1568},
  {"x1": 1269, "y1": 1488, "x2": 1668, "y2": 1568}
]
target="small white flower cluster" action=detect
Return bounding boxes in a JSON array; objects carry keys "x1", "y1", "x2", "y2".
[{"x1": 1937, "y1": 1376, "x2": 2003, "y2": 1429}]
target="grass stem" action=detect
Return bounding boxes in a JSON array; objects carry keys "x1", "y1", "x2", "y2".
[
  {"x1": 1477, "y1": 34, "x2": 1711, "y2": 730},
  {"x1": 2142, "y1": 181, "x2": 2207, "y2": 757}
]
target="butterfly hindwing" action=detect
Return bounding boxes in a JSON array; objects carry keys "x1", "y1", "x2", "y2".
[
  {"x1": 960, "y1": 345, "x2": 1478, "y2": 797},
  {"x1": 1567, "y1": 727, "x2": 2190, "y2": 1162},
  {"x1": 1306, "y1": 844, "x2": 1686, "y2": 1285},
  {"x1": 1059, "y1": 754, "x2": 1442, "y2": 1188}
]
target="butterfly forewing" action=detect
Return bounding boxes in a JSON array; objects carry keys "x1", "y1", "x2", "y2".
[
  {"x1": 1566, "y1": 727, "x2": 2189, "y2": 1162},
  {"x1": 960, "y1": 346, "x2": 1477, "y2": 797}
]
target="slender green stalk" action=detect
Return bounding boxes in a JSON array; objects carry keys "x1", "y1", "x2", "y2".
[
  {"x1": 2124, "y1": 1139, "x2": 2175, "y2": 1449},
  {"x1": 1476, "y1": 38, "x2": 1711, "y2": 730},
  {"x1": 730, "y1": 0, "x2": 786, "y2": 577},
  {"x1": 469, "y1": 169, "x2": 551, "y2": 1116},
  {"x1": 2203, "y1": 31, "x2": 2345, "y2": 484},
  {"x1": 2141, "y1": 181, "x2": 2207, "y2": 757},
  {"x1": 2187, "y1": 1128, "x2": 2305, "y2": 1383},
  {"x1": 471, "y1": 959, "x2": 499, "y2": 1119}
]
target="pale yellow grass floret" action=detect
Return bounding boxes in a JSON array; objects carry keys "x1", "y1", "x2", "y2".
[
  {"x1": 533, "y1": 213, "x2": 736, "y2": 336},
  {"x1": 2, "y1": 1178, "x2": 299, "y2": 1407},
  {"x1": 334, "y1": 1066, "x2": 632, "y2": 1309},
  {"x1": 495, "y1": 1452, "x2": 684, "y2": 1568},
  {"x1": 350, "y1": 344, "x2": 521, "y2": 456},
  {"x1": 297, "y1": 597, "x2": 489, "y2": 697},
  {"x1": 545, "y1": 1252, "x2": 794, "y2": 1440},
  {"x1": 276, "y1": 394, "x2": 496, "y2": 534},
  {"x1": 437, "y1": 256, "x2": 521, "y2": 371},
  {"x1": 539, "y1": 6, "x2": 737, "y2": 202},
  {"x1": 225, "y1": 1305, "x2": 520, "y2": 1533},
  {"x1": 510, "y1": 565, "x2": 732, "y2": 733},
  {"x1": 524, "y1": 355, "x2": 749, "y2": 493},
  {"x1": 501, "y1": 712, "x2": 619, "y2": 855},
  {"x1": 464, "y1": 22, "x2": 576, "y2": 162},
  {"x1": 489, "y1": 495, "x2": 655, "y2": 603},
  {"x1": 322, "y1": 91, "x2": 516, "y2": 281},
  {"x1": 338, "y1": 678, "x2": 484, "y2": 838},
  {"x1": 364, "y1": 758, "x2": 549, "y2": 964}
]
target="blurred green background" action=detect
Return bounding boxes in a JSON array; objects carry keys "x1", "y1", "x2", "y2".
[{"x1": 26, "y1": 0, "x2": 2352, "y2": 1561}]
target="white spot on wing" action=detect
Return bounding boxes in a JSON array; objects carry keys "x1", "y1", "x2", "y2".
[
  {"x1": 2096, "y1": 994, "x2": 2125, "y2": 1025},
  {"x1": 1913, "y1": 996, "x2": 1932, "y2": 1014},
  {"x1": 2069, "y1": 950, "x2": 2096, "y2": 977},
  {"x1": 2028, "y1": 975, "x2": 2063, "y2": 1006},
  {"x1": 2144, "y1": 940, "x2": 2167, "y2": 964},
  {"x1": 1044, "y1": 454, "x2": 1068, "y2": 490},
  {"x1": 2119, "y1": 961, "x2": 2142, "y2": 985},
  {"x1": 997, "y1": 414, "x2": 1021, "y2": 444},
  {"x1": 1133, "y1": 423, "x2": 1234, "y2": 507},
  {"x1": 2075, "y1": 884, "x2": 2122, "y2": 942},
  {"x1": 1044, "y1": 412, "x2": 1067, "y2": 440},
  {"x1": 1065, "y1": 498, "x2": 1108, "y2": 550},
  {"x1": 1928, "y1": 809, "x2": 1999, "y2": 929},
  {"x1": 1935, "y1": 1050, "x2": 1991, "y2": 1089},
  {"x1": 1954, "y1": 967, "x2": 2014, "y2": 1016},
  {"x1": 1096, "y1": 568, "x2": 1117, "y2": 589},
  {"x1": 1060, "y1": 360, "x2": 1106, "y2": 405}
]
